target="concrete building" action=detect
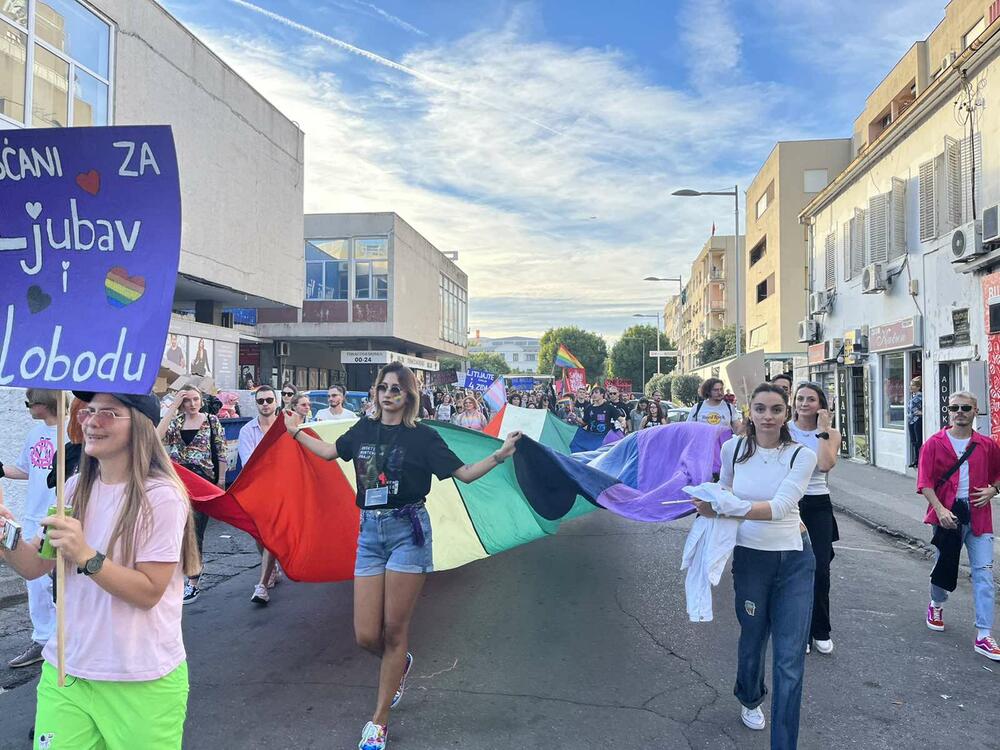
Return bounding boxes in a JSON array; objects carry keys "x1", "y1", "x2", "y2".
[
  {"x1": 799, "y1": 0, "x2": 1000, "y2": 474},
  {"x1": 255, "y1": 213, "x2": 468, "y2": 391},
  {"x1": 469, "y1": 335, "x2": 541, "y2": 373},
  {"x1": 744, "y1": 139, "x2": 853, "y2": 359},
  {"x1": 0, "y1": 0, "x2": 303, "y2": 511}
]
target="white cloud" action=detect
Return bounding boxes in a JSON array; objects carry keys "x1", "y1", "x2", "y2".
[{"x1": 679, "y1": 0, "x2": 742, "y2": 90}]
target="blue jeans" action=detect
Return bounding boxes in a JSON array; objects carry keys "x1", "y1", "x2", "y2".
[
  {"x1": 732, "y1": 534, "x2": 815, "y2": 750},
  {"x1": 929, "y1": 525, "x2": 995, "y2": 630}
]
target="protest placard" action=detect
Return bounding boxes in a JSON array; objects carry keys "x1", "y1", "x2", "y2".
[
  {"x1": 510, "y1": 377, "x2": 534, "y2": 390},
  {"x1": 464, "y1": 368, "x2": 495, "y2": 391},
  {"x1": 726, "y1": 350, "x2": 766, "y2": 407},
  {"x1": 0, "y1": 126, "x2": 181, "y2": 393},
  {"x1": 565, "y1": 367, "x2": 587, "y2": 392}
]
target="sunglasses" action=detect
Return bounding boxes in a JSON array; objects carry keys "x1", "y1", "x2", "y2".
[
  {"x1": 376, "y1": 383, "x2": 403, "y2": 395},
  {"x1": 282, "y1": 391, "x2": 295, "y2": 397},
  {"x1": 948, "y1": 404, "x2": 974, "y2": 413},
  {"x1": 256, "y1": 397, "x2": 275, "y2": 405}
]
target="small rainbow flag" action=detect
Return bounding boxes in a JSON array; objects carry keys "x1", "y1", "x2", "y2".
[{"x1": 554, "y1": 344, "x2": 584, "y2": 370}]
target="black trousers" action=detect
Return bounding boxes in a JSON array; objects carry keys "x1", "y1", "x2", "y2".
[
  {"x1": 798, "y1": 494, "x2": 839, "y2": 640},
  {"x1": 193, "y1": 510, "x2": 210, "y2": 555},
  {"x1": 908, "y1": 418, "x2": 923, "y2": 465}
]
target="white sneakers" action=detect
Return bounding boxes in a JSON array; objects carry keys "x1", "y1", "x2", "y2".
[
  {"x1": 250, "y1": 583, "x2": 269, "y2": 605},
  {"x1": 741, "y1": 705, "x2": 766, "y2": 731},
  {"x1": 813, "y1": 638, "x2": 834, "y2": 654}
]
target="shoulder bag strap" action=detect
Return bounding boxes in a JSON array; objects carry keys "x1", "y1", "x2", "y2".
[
  {"x1": 208, "y1": 415, "x2": 220, "y2": 483},
  {"x1": 935, "y1": 441, "x2": 976, "y2": 490},
  {"x1": 732, "y1": 437, "x2": 744, "y2": 473}
]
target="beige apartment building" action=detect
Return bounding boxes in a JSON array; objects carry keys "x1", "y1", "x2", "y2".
[
  {"x1": 744, "y1": 140, "x2": 853, "y2": 357},
  {"x1": 661, "y1": 235, "x2": 739, "y2": 372}
]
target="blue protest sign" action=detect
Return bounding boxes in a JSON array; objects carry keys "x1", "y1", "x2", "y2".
[
  {"x1": 0, "y1": 126, "x2": 181, "y2": 393},
  {"x1": 511, "y1": 377, "x2": 534, "y2": 390},
  {"x1": 464, "y1": 368, "x2": 494, "y2": 391}
]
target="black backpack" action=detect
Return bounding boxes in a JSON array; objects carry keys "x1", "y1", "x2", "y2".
[
  {"x1": 693, "y1": 399, "x2": 734, "y2": 421},
  {"x1": 200, "y1": 393, "x2": 223, "y2": 416}
]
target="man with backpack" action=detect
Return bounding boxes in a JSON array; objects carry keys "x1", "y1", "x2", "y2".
[{"x1": 688, "y1": 378, "x2": 743, "y2": 433}]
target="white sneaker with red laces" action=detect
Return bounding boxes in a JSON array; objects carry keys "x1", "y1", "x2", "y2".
[
  {"x1": 926, "y1": 603, "x2": 944, "y2": 631},
  {"x1": 974, "y1": 635, "x2": 1000, "y2": 661}
]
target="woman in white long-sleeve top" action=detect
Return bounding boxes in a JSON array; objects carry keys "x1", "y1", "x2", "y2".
[{"x1": 691, "y1": 382, "x2": 817, "y2": 750}]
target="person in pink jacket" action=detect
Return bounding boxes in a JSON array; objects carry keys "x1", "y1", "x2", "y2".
[{"x1": 917, "y1": 390, "x2": 1000, "y2": 661}]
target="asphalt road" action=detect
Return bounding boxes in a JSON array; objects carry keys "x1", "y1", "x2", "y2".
[{"x1": 1, "y1": 510, "x2": 998, "y2": 749}]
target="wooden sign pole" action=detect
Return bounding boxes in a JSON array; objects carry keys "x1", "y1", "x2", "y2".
[{"x1": 55, "y1": 391, "x2": 66, "y2": 687}]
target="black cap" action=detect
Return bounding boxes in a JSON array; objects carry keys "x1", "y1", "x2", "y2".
[{"x1": 72, "y1": 391, "x2": 161, "y2": 426}]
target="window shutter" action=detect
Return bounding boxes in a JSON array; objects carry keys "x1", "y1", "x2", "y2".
[
  {"x1": 918, "y1": 159, "x2": 936, "y2": 242},
  {"x1": 825, "y1": 232, "x2": 836, "y2": 290},
  {"x1": 852, "y1": 207, "x2": 866, "y2": 274},
  {"x1": 889, "y1": 177, "x2": 906, "y2": 260},
  {"x1": 960, "y1": 132, "x2": 983, "y2": 223},
  {"x1": 944, "y1": 135, "x2": 962, "y2": 230},
  {"x1": 842, "y1": 220, "x2": 852, "y2": 281},
  {"x1": 868, "y1": 193, "x2": 889, "y2": 263}
]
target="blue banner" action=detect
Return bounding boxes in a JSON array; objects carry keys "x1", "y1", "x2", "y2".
[
  {"x1": 464, "y1": 367, "x2": 495, "y2": 391},
  {"x1": 511, "y1": 377, "x2": 534, "y2": 390}
]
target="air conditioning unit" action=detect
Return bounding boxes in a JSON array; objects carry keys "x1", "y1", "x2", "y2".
[
  {"x1": 797, "y1": 319, "x2": 819, "y2": 343},
  {"x1": 823, "y1": 338, "x2": 843, "y2": 361},
  {"x1": 940, "y1": 50, "x2": 957, "y2": 75},
  {"x1": 861, "y1": 263, "x2": 887, "y2": 294},
  {"x1": 950, "y1": 219, "x2": 985, "y2": 263},
  {"x1": 275, "y1": 341, "x2": 291, "y2": 357},
  {"x1": 983, "y1": 205, "x2": 1000, "y2": 243},
  {"x1": 809, "y1": 290, "x2": 831, "y2": 315}
]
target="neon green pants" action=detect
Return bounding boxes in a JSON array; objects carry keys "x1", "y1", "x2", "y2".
[{"x1": 34, "y1": 660, "x2": 188, "y2": 750}]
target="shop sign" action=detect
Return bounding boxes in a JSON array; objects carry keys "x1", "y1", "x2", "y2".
[
  {"x1": 981, "y1": 272, "x2": 1000, "y2": 440},
  {"x1": 340, "y1": 350, "x2": 440, "y2": 371},
  {"x1": 869, "y1": 315, "x2": 921, "y2": 352},
  {"x1": 807, "y1": 343, "x2": 826, "y2": 365},
  {"x1": 952, "y1": 308, "x2": 971, "y2": 347}
]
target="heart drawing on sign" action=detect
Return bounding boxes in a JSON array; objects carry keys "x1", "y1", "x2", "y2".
[
  {"x1": 27, "y1": 285, "x2": 51, "y2": 314},
  {"x1": 75, "y1": 170, "x2": 101, "y2": 196},
  {"x1": 25, "y1": 202, "x2": 42, "y2": 220},
  {"x1": 105, "y1": 267, "x2": 146, "y2": 308}
]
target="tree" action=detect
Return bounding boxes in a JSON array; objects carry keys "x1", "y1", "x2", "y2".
[
  {"x1": 609, "y1": 325, "x2": 675, "y2": 389},
  {"x1": 438, "y1": 356, "x2": 465, "y2": 372},
  {"x1": 696, "y1": 326, "x2": 744, "y2": 365},
  {"x1": 644, "y1": 373, "x2": 674, "y2": 400},
  {"x1": 538, "y1": 326, "x2": 608, "y2": 383},
  {"x1": 672, "y1": 374, "x2": 703, "y2": 405},
  {"x1": 467, "y1": 352, "x2": 510, "y2": 375}
]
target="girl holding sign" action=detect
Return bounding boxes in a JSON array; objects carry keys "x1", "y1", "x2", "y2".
[
  {"x1": 286, "y1": 363, "x2": 520, "y2": 750},
  {"x1": 0, "y1": 391, "x2": 199, "y2": 750}
]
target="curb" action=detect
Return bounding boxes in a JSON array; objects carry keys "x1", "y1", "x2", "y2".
[
  {"x1": 831, "y1": 499, "x2": 1000, "y2": 591},
  {"x1": 0, "y1": 591, "x2": 27, "y2": 610}
]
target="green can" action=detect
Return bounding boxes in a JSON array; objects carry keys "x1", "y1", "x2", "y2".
[{"x1": 38, "y1": 505, "x2": 73, "y2": 560}]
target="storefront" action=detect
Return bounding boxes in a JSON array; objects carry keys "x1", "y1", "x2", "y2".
[
  {"x1": 340, "y1": 350, "x2": 440, "y2": 391},
  {"x1": 868, "y1": 315, "x2": 923, "y2": 472}
]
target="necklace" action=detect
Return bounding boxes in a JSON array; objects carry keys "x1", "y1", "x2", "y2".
[{"x1": 758, "y1": 445, "x2": 780, "y2": 464}]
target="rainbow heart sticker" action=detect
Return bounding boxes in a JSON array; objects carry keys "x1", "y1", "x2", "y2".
[{"x1": 105, "y1": 266, "x2": 146, "y2": 308}]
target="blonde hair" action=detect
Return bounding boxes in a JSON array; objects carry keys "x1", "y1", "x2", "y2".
[
  {"x1": 371, "y1": 362, "x2": 421, "y2": 427},
  {"x1": 71, "y1": 404, "x2": 200, "y2": 576},
  {"x1": 950, "y1": 390, "x2": 978, "y2": 408}
]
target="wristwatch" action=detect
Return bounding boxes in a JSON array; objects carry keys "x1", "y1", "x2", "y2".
[
  {"x1": 79, "y1": 551, "x2": 106, "y2": 576},
  {"x1": 816, "y1": 432, "x2": 830, "y2": 440}
]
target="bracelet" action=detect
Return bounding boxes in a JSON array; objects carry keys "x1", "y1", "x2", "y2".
[{"x1": 293, "y1": 428, "x2": 304, "y2": 442}]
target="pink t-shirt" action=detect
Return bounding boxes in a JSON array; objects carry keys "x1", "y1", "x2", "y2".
[{"x1": 42, "y1": 476, "x2": 189, "y2": 681}]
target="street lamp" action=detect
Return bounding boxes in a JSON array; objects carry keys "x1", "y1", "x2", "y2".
[
  {"x1": 633, "y1": 312, "x2": 663, "y2": 374},
  {"x1": 672, "y1": 186, "x2": 741, "y2": 356}
]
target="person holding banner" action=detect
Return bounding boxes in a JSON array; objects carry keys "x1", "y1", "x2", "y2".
[
  {"x1": 0, "y1": 392, "x2": 199, "y2": 750},
  {"x1": 285, "y1": 362, "x2": 521, "y2": 750},
  {"x1": 157, "y1": 387, "x2": 226, "y2": 604},
  {"x1": 1, "y1": 390, "x2": 63, "y2": 669}
]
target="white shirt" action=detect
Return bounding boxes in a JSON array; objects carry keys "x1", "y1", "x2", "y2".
[
  {"x1": 947, "y1": 433, "x2": 971, "y2": 499},
  {"x1": 719, "y1": 437, "x2": 817, "y2": 551},
  {"x1": 688, "y1": 400, "x2": 737, "y2": 428},
  {"x1": 16, "y1": 422, "x2": 59, "y2": 521},
  {"x1": 237, "y1": 417, "x2": 271, "y2": 467},
  {"x1": 315, "y1": 406, "x2": 357, "y2": 423},
  {"x1": 787, "y1": 423, "x2": 830, "y2": 496}
]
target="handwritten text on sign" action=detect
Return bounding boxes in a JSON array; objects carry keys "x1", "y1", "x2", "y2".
[{"x1": 0, "y1": 126, "x2": 181, "y2": 393}]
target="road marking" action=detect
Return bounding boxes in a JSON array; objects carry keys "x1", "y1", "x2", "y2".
[{"x1": 833, "y1": 544, "x2": 892, "y2": 554}]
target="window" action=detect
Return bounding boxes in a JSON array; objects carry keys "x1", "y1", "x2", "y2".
[
  {"x1": 824, "y1": 232, "x2": 836, "y2": 290},
  {"x1": 756, "y1": 273, "x2": 774, "y2": 303},
  {"x1": 0, "y1": 0, "x2": 112, "y2": 129},
  {"x1": 749, "y1": 237, "x2": 766, "y2": 266},
  {"x1": 882, "y1": 352, "x2": 905, "y2": 429},
  {"x1": 353, "y1": 237, "x2": 388, "y2": 300},
  {"x1": 804, "y1": 169, "x2": 828, "y2": 193},
  {"x1": 963, "y1": 17, "x2": 986, "y2": 50},
  {"x1": 511, "y1": 352, "x2": 519, "y2": 362},
  {"x1": 755, "y1": 192, "x2": 769, "y2": 219},
  {"x1": 304, "y1": 239, "x2": 349, "y2": 300},
  {"x1": 439, "y1": 274, "x2": 467, "y2": 346}
]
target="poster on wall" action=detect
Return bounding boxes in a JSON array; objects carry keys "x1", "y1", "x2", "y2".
[
  {"x1": 239, "y1": 365, "x2": 257, "y2": 390},
  {"x1": 281, "y1": 367, "x2": 294, "y2": 388},
  {"x1": 214, "y1": 341, "x2": 238, "y2": 390},
  {"x1": 295, "y1": 366, "x2": 308, "y2": 391},
  {"x1": 319, "y1": 369, "x2": 329, "y2": 389},
  {"x1": 308, "y1": 367, "x2": 319, "y2": 390},
  {"x1": 189, "y1": 337, "x2": 214, "y2": 377},
  {"x1": 982, "y1": 272, "x2": 1000, "y2": 440},
  {"x1": 163, "y1": 334, "x2": 189, "y2": 373},
  {"x1": 0, "y1": 125, "x2": 182, "y2": 392}
]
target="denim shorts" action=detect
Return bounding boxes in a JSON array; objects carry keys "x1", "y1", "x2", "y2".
[{"x1": 355, "y1": 504, "x2": 434, "y2": 577}]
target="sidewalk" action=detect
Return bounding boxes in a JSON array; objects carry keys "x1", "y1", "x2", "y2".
[{"x1": 829, "y1": 460, "x2": 1000, "y2": 587}]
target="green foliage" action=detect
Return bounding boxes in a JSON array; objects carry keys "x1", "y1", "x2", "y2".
[
  {"x1": 672, "y1": 374, "x2": 703, "y2": 405},
  {"x1": 644, "y1": 373, "x2": 674, "y2": 399},
  {"x1": 538, "y1": 326, "x2": 608, "y2": 383},
  {"x1": 696, "y1": 326, "x2": 744, "y2": 365},
  {"x1": 609, "y1": 325, "x2": 675, "y2": 389},
  {"x1": 467, "y1": 352, "x2": 511, "y2": 375},
  {"x1": 438, "y1": 356, "x2": 465, "y2": 372}
]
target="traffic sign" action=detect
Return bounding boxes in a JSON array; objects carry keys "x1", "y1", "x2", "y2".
[{"x1": 649, "y1": 350, "x2": 678, "y2": 357}]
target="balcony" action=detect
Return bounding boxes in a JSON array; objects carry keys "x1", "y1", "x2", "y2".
[{"x1": 709, "y1": 268, "x2": 724, "y2": 281}]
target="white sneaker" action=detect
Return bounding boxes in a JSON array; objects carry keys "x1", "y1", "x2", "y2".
[
  {"x1": 250, "y1": 584, "x2": 269, "y2": 606},
  {"x1": 741, "y1": 705, "x2": 766, "y2": 731},
  {"x1": 813, "y1": 638, "x2": 834, "y2": 654}
]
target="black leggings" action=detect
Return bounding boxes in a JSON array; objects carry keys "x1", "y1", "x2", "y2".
[{"x1": 798, "y1": 494, "x2": 839, "y2": 640}]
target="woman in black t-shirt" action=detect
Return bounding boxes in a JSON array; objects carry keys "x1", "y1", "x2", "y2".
[{"x1": 285, "y1": 362, "x2": 520, "y2": 750}]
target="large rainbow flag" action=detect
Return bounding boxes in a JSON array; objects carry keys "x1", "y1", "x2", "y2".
[
  {"x1": 553, "y1": 344, "x2": 585, "y2": 370},
  {"x1": 181, "y1": 409, "x2": 728, "y2": 582}
]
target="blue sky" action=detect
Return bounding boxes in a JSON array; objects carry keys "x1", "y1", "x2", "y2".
[{"x1": 161, "y1": 0, "x2": 944, "y2": 339}]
